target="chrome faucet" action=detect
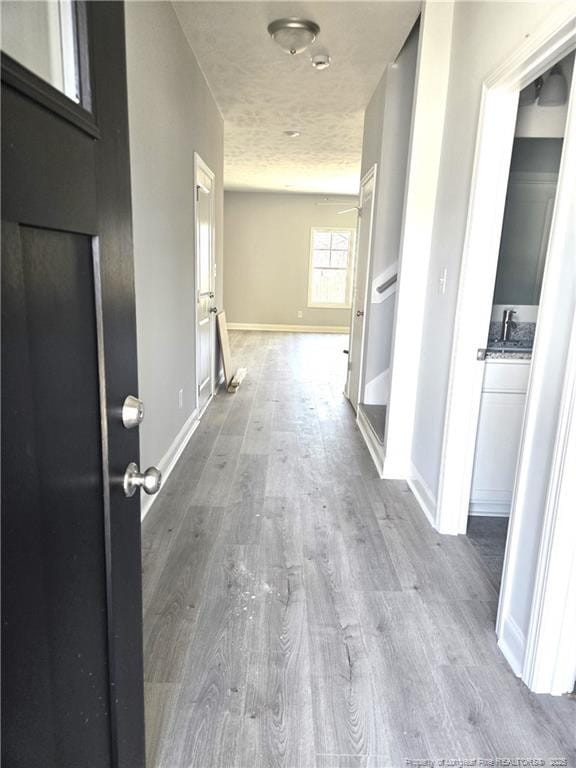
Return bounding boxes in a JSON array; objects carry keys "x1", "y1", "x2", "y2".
[{"x1": 501, "y1": 308, "x2": 517, "y2": 342}]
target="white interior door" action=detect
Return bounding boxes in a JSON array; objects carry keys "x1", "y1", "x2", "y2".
[
  {"x1": 346, "y1": 165, "x2": 377, "y2": 411},
  {"x1": 195, "y1": 154, "x2": 216, "y2": 414}
]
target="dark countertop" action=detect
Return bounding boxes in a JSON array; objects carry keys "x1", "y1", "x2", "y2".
[{"x1": 485, "y1": 340, "x2": 532, "y2": 360}]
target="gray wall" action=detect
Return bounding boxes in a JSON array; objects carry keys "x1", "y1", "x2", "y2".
[
  {"x1": 125, "y1": 1, "x2": 224, "y2": 469},
  {"x1": 223, "y1": 192, "x2": 357, "y2": 328},
  {"x1": 492, "y1": 138, "x2": 562, "y2": 306},
  {"x1": 360, "y1": 75, "x2": 387, "y2": 179},
  {"x1": 510, "y1": 138, "x2": 563, "y2": 173}
]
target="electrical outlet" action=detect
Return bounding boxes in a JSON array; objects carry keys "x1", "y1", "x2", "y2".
[
  {"x1": 178, "y1": 388, "x2": 183, "y2": 409},
  {"x1": 297, "y1": 310, "x2": 303, "y2": 318}
]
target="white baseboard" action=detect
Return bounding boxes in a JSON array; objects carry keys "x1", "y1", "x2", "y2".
[
  {"x1": 140, "y1": 409, "x2": 200, "y2": 522},
  {"x1": 381, "y1": 454, "x2": 411, "y2": 480},
  {"x1": 469, "y1": 502, "x2": 510, "y2": 517},
  {"x1": 227, "y1": 322, "x2": 349, "y2": 334},
  {"x1": 498, "y1": 615, "x2": 525, "y2": 677},
  {"x1": 357, "y1": 407, "x2": 385, "y2": 478},
  {"x1": 407, "y1": 463, "x2": 439, "y2": 530}
]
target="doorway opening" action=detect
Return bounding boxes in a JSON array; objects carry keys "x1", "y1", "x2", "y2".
[
  {"x1": 436, "y1": 15, "x2": 576, "y2": 694},
  {"x1": 467, "y1": 60, "x2": 570, "y2": 591}
]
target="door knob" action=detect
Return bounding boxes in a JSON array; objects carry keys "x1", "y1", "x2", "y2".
[
  {"x1": 356, "y1": 310, "x2": 364, "y2": 317},
  {"x1": 209, "y1": 306, "x2": 218, "y2": 314},
  {"x1": 123, "y1": 462, "x2": 162, "y2": 498},
  {"x1": 122, "y1": 395, "x2": 144, "y2": 429},
  {"x1": 209, "y1": 292, "x2": 215, "y2": 299}
]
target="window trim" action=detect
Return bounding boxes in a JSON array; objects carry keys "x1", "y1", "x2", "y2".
[{"x1": 307, "y1": 227, "x2": 356, "y2": 309}]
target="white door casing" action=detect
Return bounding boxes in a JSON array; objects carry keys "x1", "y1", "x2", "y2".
[
  {"x1": 194, "y1": 153, "x2": 216, "y2": 415},
  {"x1": 345, "y1": 164, "x2": 377, "y2": 411}
]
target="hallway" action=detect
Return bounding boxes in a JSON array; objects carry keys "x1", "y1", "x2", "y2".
[{"x1": 142, "y1": 332, "x2": 575, "y2": 768}]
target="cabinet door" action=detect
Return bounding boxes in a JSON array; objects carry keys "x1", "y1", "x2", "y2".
[{"x1": 470, "y1": 391, "x2": 526, "y2": 515}]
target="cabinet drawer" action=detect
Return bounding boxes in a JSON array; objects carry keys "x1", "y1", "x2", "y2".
[{"x1": 483, "y1": 361, "x2": 530, "y2": 393}]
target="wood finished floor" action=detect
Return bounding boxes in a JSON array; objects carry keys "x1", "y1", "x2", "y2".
[{"x1": 142, "y1": 331, "x2": 575, "y2": 768}]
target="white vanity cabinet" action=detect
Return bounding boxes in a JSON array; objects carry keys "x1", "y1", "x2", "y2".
[{"x1": 469, "y1": 360, "x2": 531, "y2": 516}]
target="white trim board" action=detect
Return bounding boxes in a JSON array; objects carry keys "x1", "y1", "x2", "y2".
[
  {"x1": 356, "y1": 406, "x2": 385, "y2": 478},
  {"x1": 140, "y1": 409, "x2": 200, "y2": 522},
  {"x1": 346, "y1": 163, "x2": 378, "y2": 407},
  {"x1": 227, "y1": 323, "x2": 349, "y2": 334},
  {"x1": 469, "y1": 503, "x2": 510, "y2": 517},
  {"x1": 522, "y1": 310, "x2": 576, "y2": 694},
  {"x1": 193, "y1": 152, "x2": 217, "y2": 413},
  {"x1": 407, "y1": 463, "x2": 437, "y2": 529},
  {"x1": 498, "y1": 615, "x2": 525, "y2": 678}
]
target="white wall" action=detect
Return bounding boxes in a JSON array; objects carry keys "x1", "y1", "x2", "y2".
[
  {"x1": 125, "y1": 2, "x2": 224, "y2": 471},
  {"x1": 410, "y1": 1, "x2": 565, "y2": 501},
  {"x1": 223, "y1": 192, "x2": 357, "y2": 329},
  {"x1": 382, "y1": 2, "x2": 454, "y2": 479}
]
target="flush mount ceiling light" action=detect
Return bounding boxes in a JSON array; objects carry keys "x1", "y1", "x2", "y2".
[
  {"x1": 311, "y1": 53, "x2": 331, "y2": 71},
  {"x1": 267, "y1": 18, "x2": 320, "y2": 56},
  {"x1": 538, "y1": 65, "x2": 568, "y2": 106},
  {"x1": 284, "y1": 130, "x2": 301, "y2": 138}
]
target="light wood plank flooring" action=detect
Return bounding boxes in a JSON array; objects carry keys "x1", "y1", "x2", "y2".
[{"x1": 142, "y1": 331, "x2": 575, "y2": 768}]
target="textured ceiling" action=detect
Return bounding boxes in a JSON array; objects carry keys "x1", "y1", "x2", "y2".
[{"x1": 173, "y1": 2, "x2": 421, "y2": 194}]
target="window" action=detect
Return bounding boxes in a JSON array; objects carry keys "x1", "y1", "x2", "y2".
[
  {"x1": 2, "y1": 0, "x2": 82, "y2": 104},
  {"x1": 308, "y1": 228, "x2": 355, "y2": 308}
]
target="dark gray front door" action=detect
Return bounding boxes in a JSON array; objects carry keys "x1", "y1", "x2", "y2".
[{"x1": 1, "y1": 4, "x2": 145, "y2": 766}]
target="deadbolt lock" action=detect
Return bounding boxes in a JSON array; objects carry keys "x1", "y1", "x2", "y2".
[{"x1": 122, "y1": 395, "x2": 144, "y2": 429}]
